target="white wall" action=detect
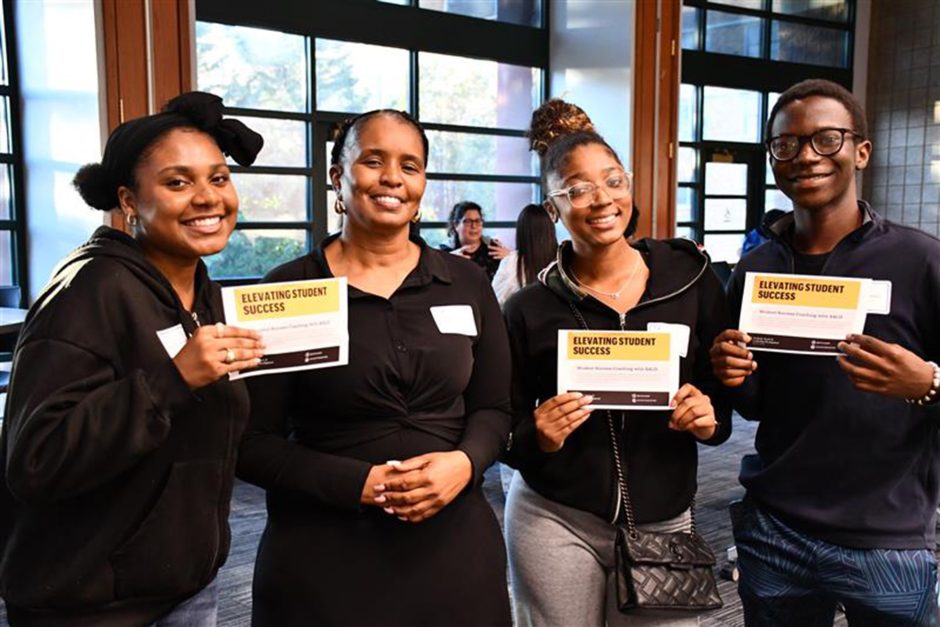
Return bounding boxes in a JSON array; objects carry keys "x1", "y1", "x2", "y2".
[
  {"x1": 548, "y1": 0, "x2": 635, "y2": 169},
  {"x1": 17, "y1": 0, "x2": 104, "y2": 301}
]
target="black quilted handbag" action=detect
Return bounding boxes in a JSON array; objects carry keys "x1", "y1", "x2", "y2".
[
  {"x1": 605, "y1": 409, "x2": 723, "y2": 611},
  {"x1": 566, "y1": 302, "x2": 722, "y2": 611}
]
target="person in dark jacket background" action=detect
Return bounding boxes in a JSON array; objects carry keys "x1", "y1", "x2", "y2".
[
  {"x1": 502, "y1": 99, "x2": 731, "y2": 626},
  {"x1": 0, "y1": 92, "x2": 264, "y2": 626},
  {"x1": 711, "y1": 79, "x2": 940, "y2": 625},
  {"x1": 440, "y1": 200, "x2": 509, "y2": 279}
]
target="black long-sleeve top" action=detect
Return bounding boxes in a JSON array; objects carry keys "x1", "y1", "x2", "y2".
[
  {"x1": 728, "y1": 203, "x2": 940, "y2": 549},
  {"x1": 237, "y1": 233, "x2": 512, "y2": 518},
  {"x1": 503, "y1": 238, "x2": 732, "y2": 525}
]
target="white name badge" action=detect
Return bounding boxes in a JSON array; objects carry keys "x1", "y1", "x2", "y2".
[
  {"x1": 866, "y1": 280, "x2": 892, "y2": 315},
  {"x1": 430, "y1": 305, "x2": 478, "y2": 336},
  {"x1": 647, "y1": 322, "x2": 690, "y2": 358},
  {"x1": 156, "y1": 324, "x2": 187, "y2": 358}
]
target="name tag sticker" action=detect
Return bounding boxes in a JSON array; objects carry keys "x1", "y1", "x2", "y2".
[
  {"x1": 866, "y1": 280, "x2": 891, "y2": 315},
  {"x1": 156, "y1": 324, "x2": 187, "y2": 358},
  {"x1": 647, "y1": 322, "x2": 690, "y2": 358},
  {"x1": 430, "y1": 305, "x2": 478, "y2": 336}
]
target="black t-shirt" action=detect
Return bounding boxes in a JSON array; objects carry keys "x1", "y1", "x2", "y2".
[{"x1": 792, "y1": 249, "x2": 831, "y2": 276}]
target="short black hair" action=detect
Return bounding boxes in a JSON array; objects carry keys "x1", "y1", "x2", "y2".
[
  {"x1": 766, "y1": 79, "x2": 868, "y2": 141},
  {"x1": 330, "y1": 109, "x2": 429, "y2": 167},
  {"x1": 447, "y1": 201, "x2": 483, "y2": 247}
]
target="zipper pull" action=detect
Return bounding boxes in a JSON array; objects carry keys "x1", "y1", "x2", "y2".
[
  {"x1": 191, "y1": 311, "x2": 200, "y2": 327},
  {"x1": 619, "y1": 312, "x2": 626, "y2": 330}
]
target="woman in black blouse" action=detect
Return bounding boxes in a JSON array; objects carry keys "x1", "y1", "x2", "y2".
[
  {"x1": 237, "y1": 110, "x2": 512, "y2": 626},
  {"x1": 440, "y1": 200, "x2": 510, "y2": 279}
]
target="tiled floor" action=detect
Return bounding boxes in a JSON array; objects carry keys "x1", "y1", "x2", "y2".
[{"x1": 0, "y1": 415, "x2": 853, "y2": 626}]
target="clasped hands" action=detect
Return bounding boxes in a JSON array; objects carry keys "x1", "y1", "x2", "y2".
[
  {"x1": 360, "y1": 450, "x2": 473, "y2": 524},
  {"x1": 710, "y1": 329, "x2": 935, "y2": 400}
]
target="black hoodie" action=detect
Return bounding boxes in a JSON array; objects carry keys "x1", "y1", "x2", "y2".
[
  {"x1": 503, "y1": 238, "x2": 732, "y2": 524},
  {"x1": 728, "y1": 202, "x2": 940, "y2": 549},
  {"x1": 0, "y1": 226, "x2": 249, "y2": 625}
]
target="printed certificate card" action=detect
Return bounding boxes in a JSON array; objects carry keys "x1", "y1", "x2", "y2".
[
  {"x1": 557, "y1": 330, "x2": 679, "y2": 410},
  {"x1": 739, "y1": 272, "x2": 870, "y2": 355},
  {"x1": 222, "y1": 278, "x2": 349, "y2": 379}
]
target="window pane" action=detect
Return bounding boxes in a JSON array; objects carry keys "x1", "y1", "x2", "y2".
[
  {"x1": 681, "y1": 7, "x2": 700, "y2": 50},
  {"x1": 0, "y1": 5, "x2": 7, "y2": 86},
  {"x1": 705, "y1": 198, "x2": 748, "y2": 231},
  {"x1": 422, "y1": 179, "x2": 539, "y2": 222},
  {"x1": 418, "y1": 0, "x2": 541, "y2": 27},
  {"x1": 675, "y1": 225, "x2": 697, "y2": 242},
  {"x1": 235, "y1": 174, "x2": 308, "y2": 222},
  {"x1": 772, "y1": 0, "x2": 848, "y2": 22},
  {"x1": 676, "y1": 187, "x2": 696, "y2": 223},
  {"x1": 205, "y1": 229, "x2": 307, "y2": 278},
  {"x1": 196, "y1": 22, "x2": 307, "y2": 113},
  {"x1": 770, "y1": 21, "x2": 848, "y2": 67},
  {"x1": 419, "y1": 52, "x2": 541, "y2": 129},
  {"x1": 705, "y1": 162, "x2": 748, "y2": 196},
  {"x1": 418, "y1": 227, "x2": 451, "y2": 249},
  {"x1": 709, "y1": 0, "x2": 764, "y2": 8},
  {"x1": 0, "y1": 230, "x2": 10, "y2": 284},
  {"x1": 0, "y1": 164, "x2": 10, "y2": 220},
  {"x1": 426, "y1": 131, "x2": 536, "y2": 176},
  {"x1": 230, "y1": 116, "x2": 307, "y2": 168},
  {"x1": 679, "y1": 84, "x2": 697, "y2": 142},
  {"x1": 678, "y1": 147, "x2": 698, "y2": 183},
  {"x1": 0, "y1": 96, "x2": 9, "y2": 153},
  {"x1": 703, "y1": 233, "x2": 744, "y2": 263},
  {"x1": 765, "y1": 187, "x2": 792, "y2": 211},
  {"x1": 705, "y1": 10, "x2": 764, "y2": 58},
  {"x1": 703, "y1": 87, "x2": 761, "y2": 143},
  {"x1": 316, "y1": 39, "x2": 409, "y2": 112}
]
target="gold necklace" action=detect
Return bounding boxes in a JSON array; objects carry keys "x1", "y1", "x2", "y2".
[{"x1": 571, "y1": 249, "x2": 641, "y2": 300}]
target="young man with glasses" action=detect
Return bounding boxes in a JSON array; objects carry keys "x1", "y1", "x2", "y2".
[{"x1": 711, "y1": 79, "x2": 940, "y2": 625}]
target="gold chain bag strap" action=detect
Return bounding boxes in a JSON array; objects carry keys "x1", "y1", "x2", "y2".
[{"x1": 568, "y1": 302, "x2": 723, "y2": 611}]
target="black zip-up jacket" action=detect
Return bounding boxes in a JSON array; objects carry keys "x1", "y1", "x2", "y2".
[
  {"x1": 503, "y1": 238, "x2": 732, "y2": 524},
  {"x1": 0, "y1": 226, "x2": 249, "y2": 626},
  {"x1": 728, "y1": 202, "x2": 940, "y2": 549}
]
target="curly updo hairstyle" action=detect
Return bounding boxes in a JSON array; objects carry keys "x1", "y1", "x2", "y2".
[
  {"x1": 527, "y1": 99, "x2": 639, "y2": 237},
  {"x1": 72, "y1": 91, "x2": 264, "y2": 211}
]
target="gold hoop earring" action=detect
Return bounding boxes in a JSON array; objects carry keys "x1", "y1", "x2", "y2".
[
  {"x1": 333, "y1": 197, "x2": 347, "y2": 215},
  {"x1": 411, "y1": 209, "x2": 421, "y2": 224}
]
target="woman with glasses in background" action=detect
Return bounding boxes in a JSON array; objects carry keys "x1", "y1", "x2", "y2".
[
  {"x1": 441, "y1": 200, "x2": 510, "y2": 279},
  {"x1": 501, "y1": 99, "x2": 731, "y2": 626}
]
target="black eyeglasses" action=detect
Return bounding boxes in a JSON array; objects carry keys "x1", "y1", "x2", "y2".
[{"x1": 766, "y1": 128, "x2": 864, "y2": 162}]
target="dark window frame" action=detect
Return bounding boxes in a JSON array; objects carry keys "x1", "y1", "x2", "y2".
[
  {"x1": 0, "y1": 0, "x2": 27, "y2": 300},
  {"x1": 678, "y1": 0, "x2": 856, "y2": 256},
  {"x1": 196, "y1": 0, "x2": 548, "y2": 283}
]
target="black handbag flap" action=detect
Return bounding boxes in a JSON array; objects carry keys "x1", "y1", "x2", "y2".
[{"x1": 619, "y1": 528, "x2": 717, "y2": 567}]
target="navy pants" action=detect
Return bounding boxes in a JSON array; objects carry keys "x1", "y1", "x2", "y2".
[{"x1": 730, "y1": 497, "x2": 938, "y2": 626}]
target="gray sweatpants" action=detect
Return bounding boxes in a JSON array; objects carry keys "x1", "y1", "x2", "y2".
[{"x1": 505, "y1": 474, "x2": 701, "y2": 627}]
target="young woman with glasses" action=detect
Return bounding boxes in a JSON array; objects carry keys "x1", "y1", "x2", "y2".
[
  {"x1": 501, "y1": 99, "x2": 732, "y2": 626},
  {"x1": 442, "y1": 200, "x2": 510, "y2": 279}
]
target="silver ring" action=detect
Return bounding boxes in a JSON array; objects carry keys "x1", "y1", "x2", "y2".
[
  {"x1": 215, "y1": 322, "x2": 225, "y2": 338},
  {"x1": 224, "y1": 349, "x2": 236, "y2": 364}
]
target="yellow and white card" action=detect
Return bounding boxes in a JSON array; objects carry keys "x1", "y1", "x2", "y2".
[
  {"x1": 221, "y1": 277, "x2": 349, "y2": 379},
  {"x1": 739, "y1": 272, "x2": 873, "y2": 355},
  {"x1": 557, "y1": 329, "x2": 680, "y2": 410}
]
